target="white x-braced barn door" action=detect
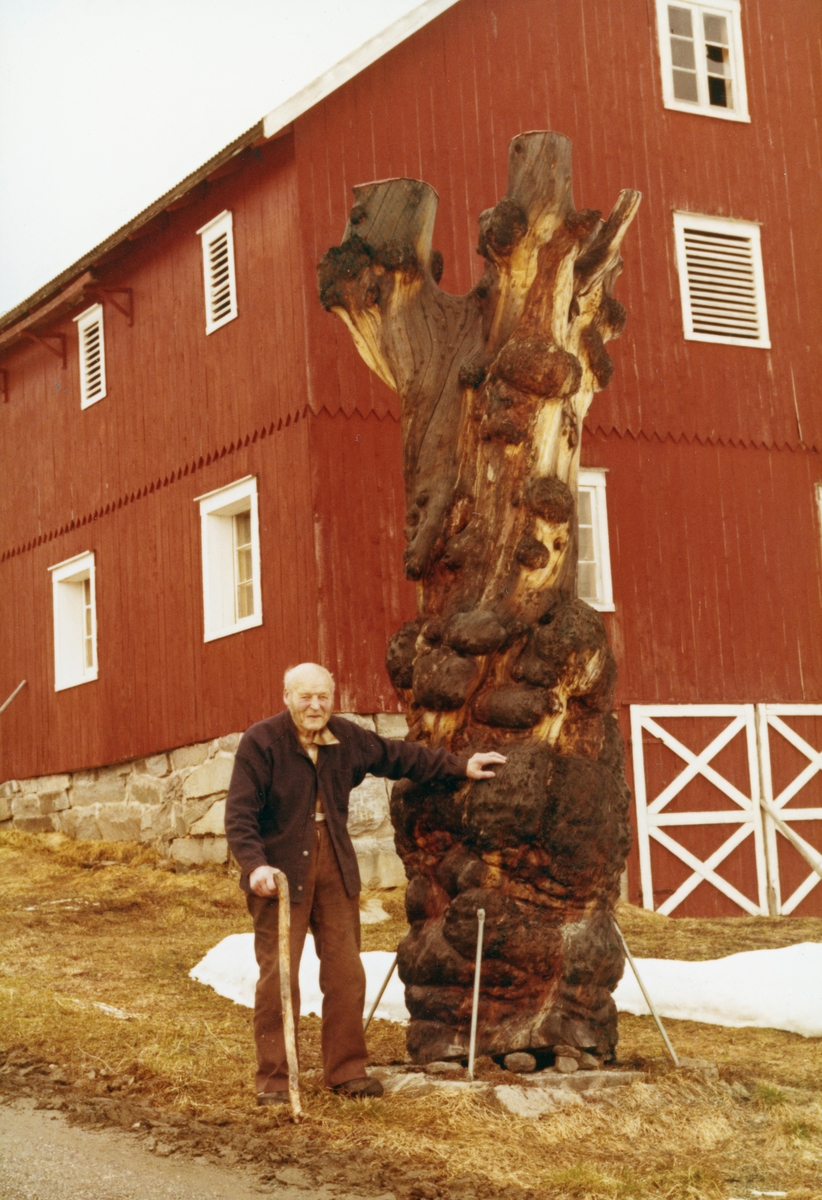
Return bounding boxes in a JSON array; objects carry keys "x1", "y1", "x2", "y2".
[
  {"x1": 757, "y1": 705, "x2": 822, "y2": 915},
  {"x1": 631, "y1": 705, "x2": 768, "y2": 916},
  {"x1": 632, "y1": 703, "x2": 822, "y2": 917}
]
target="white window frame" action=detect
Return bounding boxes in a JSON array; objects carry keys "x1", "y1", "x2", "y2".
[
  {"x1": 195, "y1": 475, "x2": 262, "y2": 642},
  {"x1": 655, "y1": 0, "x2": 749, "y2": 122},
  {"x1": 196, "y1": 210, "x2": 238, "y2": 335},
  {"x1": 73, "y1": 303, "x2": 107, "y2": 408},
  {"x1": 577, "y1": 469, "x2": 614, "y2": 612},
  {"x1": 48, "y1": 550, "x2": 98, "y2": 691},
  {"x1": 673, "y1": 211, "x2": 770, "y2": 348}
]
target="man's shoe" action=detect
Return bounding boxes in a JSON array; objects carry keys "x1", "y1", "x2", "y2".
[
  {"x1": 256, "y1": 1091, "x2": 290, "y2": 1106},
  {"x1": 334, "y1": 1076, "x2": 384, "y2": 1099}
]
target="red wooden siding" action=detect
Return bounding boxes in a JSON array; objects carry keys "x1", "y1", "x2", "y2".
[
  {"x1": 0, "y1": 427, "x2": 319, "y2": 778},
  {"x1": 309, "y1": 411, "x2": 415, "y2": 715},
  {"x1": 2, "y1": 0, "x2": 821, "y2": 871},
  {"x1": 581, "y1": 431, "x2": 822, "y2": 706},
  {"x1": 0, "y1": 133, "x2": 308, "y2": 548},
  {"x1": 295, "y1": 0, "x2": 822, "y2": 451}
]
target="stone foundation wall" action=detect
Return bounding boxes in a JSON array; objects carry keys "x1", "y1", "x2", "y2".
[{"x1": 0, "y1": 713, "x2": 409, "y2": 890}]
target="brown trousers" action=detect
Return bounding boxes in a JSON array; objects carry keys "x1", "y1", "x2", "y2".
[{"x1": 246, "y1": 823, "x2": 367, "y2": 1094}]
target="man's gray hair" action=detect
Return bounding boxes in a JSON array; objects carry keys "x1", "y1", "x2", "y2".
[{"x1": 283, "y1": 662, "x2": 335, "y2": 694}]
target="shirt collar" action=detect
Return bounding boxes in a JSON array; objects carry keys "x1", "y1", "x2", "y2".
[
  {"x1": 285, "y1": 710, "x2": 340, "y2": 749},
  {"x1": 304, "y1": 724, "x2": 340, "y2": 747}
]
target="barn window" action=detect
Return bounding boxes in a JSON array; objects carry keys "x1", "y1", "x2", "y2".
[
  {"x1": 73, "y1": 303, "x2": 106, "y2": 408},
  {"x1": 195, "y1": 476, "x2": 262, "y2": 642},
  {"x1": 49, "y1": 551, "x2": 98, "y2": 691},
  {"x1": 196, "y1": 210, "x2": 238, "y2": 334},
  {"x1": 578, "y1": 469, "x2": 614, "y2": 612},
  {"x1": 673, "y1": 212, "x2": 770, "y2": 347},
  {"x1": 655, "y1": 0, "x2": 749, "y2": 121}
]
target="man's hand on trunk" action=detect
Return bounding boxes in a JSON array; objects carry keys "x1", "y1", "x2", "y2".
[
  {"x1": 466, "y1": 751, "x2": 507, "y2": 779},
  {"x1": 249, "y1": 865, "x2": 280, "y2": 897}
]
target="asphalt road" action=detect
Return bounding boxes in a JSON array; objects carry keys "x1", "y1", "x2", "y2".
[{"x1": 0, "y1": 1098, "x2": 393, "y2": 1200}]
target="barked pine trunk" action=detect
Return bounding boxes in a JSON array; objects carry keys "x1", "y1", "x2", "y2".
[{"x1": 319, "y1": 132, "x2": 641, "y2": 1064}]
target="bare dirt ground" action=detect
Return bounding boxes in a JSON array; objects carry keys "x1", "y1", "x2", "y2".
[{"x1": 1, "y1": 830, "x2": 821, "y2": 1200}]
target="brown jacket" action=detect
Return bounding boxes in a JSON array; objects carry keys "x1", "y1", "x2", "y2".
[{"x1": 224, "y1": 711, "x2": 468, "y2": 899}]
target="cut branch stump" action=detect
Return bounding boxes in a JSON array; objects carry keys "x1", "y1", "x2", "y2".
[{"x1": 319, "y1": 131, "x2": 641, "y2": 1063}]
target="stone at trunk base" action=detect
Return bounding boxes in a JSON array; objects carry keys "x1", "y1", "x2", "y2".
[
  {"x1": 555, "y1": 1056, "x2": 579, "y2": 1074},
  {"x1": 677, "y1": 1056, "x2": 719, "y2": 1082},
  {"x1": 503, "y1": 1052, "x2": 537, "y2": 1074},
  {"x1": 578, "y1": 1052, "x2": 602, "y2": 1071},
  {"x1": 492, "y1": 1085, "x2": 583, "y2": 1118},
  {"x1": 426, "y1": 1061, "x2": 465, "y2": 1076}
]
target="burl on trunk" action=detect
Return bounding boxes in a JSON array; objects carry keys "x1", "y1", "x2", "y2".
[{"x1": 319, "y1": 132, "x2": 640, "y2": 1064}]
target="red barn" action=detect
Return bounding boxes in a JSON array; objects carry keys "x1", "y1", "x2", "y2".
[{"x1": 1, "y1": 0, "x2": 820, "y2": 916}]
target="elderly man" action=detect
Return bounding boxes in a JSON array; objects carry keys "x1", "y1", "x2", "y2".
[{"x1": 225, "y1": 662, "x2": 505, "y2": 1105}]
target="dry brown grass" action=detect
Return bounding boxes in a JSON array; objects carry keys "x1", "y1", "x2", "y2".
[{"x1": 1, "y1": 829, "x2": 821, "y2": 1199}]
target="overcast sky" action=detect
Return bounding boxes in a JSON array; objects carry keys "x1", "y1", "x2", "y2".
[{"x1": 0, "y1": 0, "x2": 424, "y2": 316}]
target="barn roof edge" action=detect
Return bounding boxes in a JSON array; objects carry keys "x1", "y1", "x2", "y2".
[
  {"x1": 262, "y1": 0, "x2": 462, "y2": 140},
  {"x1": 0, "y1": 0, "x2": 462, "y2": 345}
]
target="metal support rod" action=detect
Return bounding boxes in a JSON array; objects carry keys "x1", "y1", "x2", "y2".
[
  {"x1": 467, "y1": 907, "x2": 486, "y2": 1081},
  {"x1": 615, "y1": 921, "x2": 680, "y2": 1068},
  {"x1": 761, "y1": 798, "x2": 822, "y2": 882},
  {"x1": 363, "y1": 952, "x2": 398, "y2": 1033},
  {"x1": 270, "y1": 868, "x2": 302, "y2": 1121},
  {"x1": 0, "y1": 680, "x2": 26, "y2": 715}
]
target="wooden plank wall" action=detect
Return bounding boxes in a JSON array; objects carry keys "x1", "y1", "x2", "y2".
[
  {"x1": 3, "y1": 0, "x2": 822, "y2": 803},
  {"x1": 582, "y1": 431, "x2": 822, "y2": 706},
  {"x1": 308, "y1": 411, "x2": 415, "y2": 715},
  {"x1": 0, "y1": 428, "x2": 319, "y2": 780},
  {"x1": 295, "y1": 0, "x2": 822, "y2": 452},
  {"x1": 0, "y1": 134, "x2": 327, "y2": 779}
]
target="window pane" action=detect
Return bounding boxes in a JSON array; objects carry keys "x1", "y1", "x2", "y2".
[
  {"x1": 578, "y1": 561, "x2": 597, "y2": 600},
  {"x1": 578, "y1": 526, "x2": 595, "y2": 561},
  {"x1": 708, "y1": 76, "x2": 729, "y2": 106},
  {"x1": 237, "y1": 546, "x2": 253, "y2": 587},
  {"x1": 703, "y1": 13, "x2": 728, "y2": 44},
  {"x1": 706, "y1": 47, "x2": 728, "y2": 80},
  {"x1": 236, "y1": 580, "x2": 254, "y2": 620},
  {"x1": 668, "y1": 5, "x2": 693, "y2": 37},
  {"x1": 234, "y1": 511, "x2": 254, "y2": 620},
  {"x1": 671, "y1": 37, "x2": 696, "y2": 69},
  {"x1": 578, "y1": 490, "x2": 592, "y2": 524},
  {"x1": 673, "y1": 68, "x2": 699, "y2": 102},
  {"x1": 83, "y1": 578, "x2": 93, "y2": 669},
  {"x1": 234, "y1": 510, "x2": 251, "y2": 549}
]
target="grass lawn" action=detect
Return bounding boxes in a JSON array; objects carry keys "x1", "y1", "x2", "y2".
[{"x1": 1, "y1": 829, "x2": 820, "y2": 1199}]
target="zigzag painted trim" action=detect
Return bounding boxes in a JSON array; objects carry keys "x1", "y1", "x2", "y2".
[
  {"x1": 1, "y1": 406, "x2": 309, "y2": 562},
  {"x1": 583, "y1": 421, "x2": 820, "y2": 453}
]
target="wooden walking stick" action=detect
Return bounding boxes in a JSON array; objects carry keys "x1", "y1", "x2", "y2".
[{"x1": 270, "y1": 868, "x2": 302, "y2": 1121}]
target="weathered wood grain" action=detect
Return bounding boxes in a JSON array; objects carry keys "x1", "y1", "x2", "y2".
[{"x1": 320, "y1": 131, "x2": 641, "y2": 1061}]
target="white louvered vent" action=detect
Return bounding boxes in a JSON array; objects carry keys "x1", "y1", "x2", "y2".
[
  {"x1": 73, "y1": 303, "x2": 107, "y2": 408},
  {"x1": 197, "y1": 210, "x2": 238, "y2": 334},
  {"x1": 673, "y1": 213, "x2": 770, "y2": 348}
]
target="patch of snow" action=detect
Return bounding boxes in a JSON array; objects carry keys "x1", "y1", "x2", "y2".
[
  {"x1": 613, "y1": 942, "x2": 822, "y2": 1038},
  {"x1": 189, "y1": 935, "x2": 408, "y2": 1023},
  {"x1": 190, "y1": 937, "x2": 822, "y2": 1038}
]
